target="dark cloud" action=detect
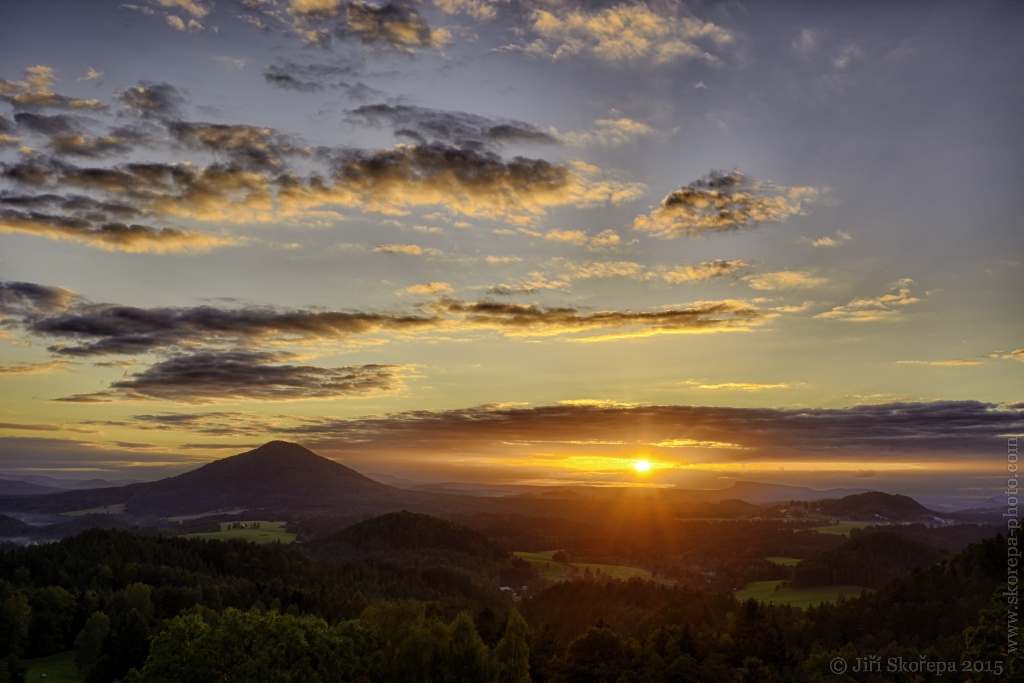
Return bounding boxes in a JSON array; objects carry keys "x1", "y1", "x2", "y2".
[
  {"x1": 29, "y1": 301, "x2": 436, "y2": 356},
  {"x1": 7, "y1": 279, "x2": 765, "y2": 354},
  {"x1": 116, "y1": 83, "x2": 187, "y2": 118},
  {"x1": 0, "y1": 114, "x2": 13, "y2": 135},
  {"x1": 262, "y1": 62, "x2": 379, "y2": 98},
  {"x1": 166, "y1": 121, "x2": 305, "y2": 170},
  {"x1": 432, "y1": 297, "x2": 768, "y2": 338},
  {"x1": 111, "y1": 400, "x2": 1024, "y2": 460},
  {"x1": 0, "y1": 281, "x2": 78, "y2": 315},
  {"x1": 57, "y1": 350, "x2": 407, "y2": 403},
  {"x1": 634, "y1": 170, "x2": 821, "y2": 238},
  {"x1": 0, "y1": 208, "x2": 234, "y2": 253},
  {"x1": 348, "y1": 104, "x2": 559, "y2": 149},
  {"x1": 277, "y1": 142, "x2": 602, "y2": 220},
  {"x1": 13, "y1": 112, "x2": 81, "y2": 136},
  {"x1": 344, "y1": 2, "x2": 447, "y2": 51},
  {"x1": 48, "y1": 128, "x2": 144, "y2": 158}
]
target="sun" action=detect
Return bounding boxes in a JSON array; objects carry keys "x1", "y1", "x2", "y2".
[{"x1": 634, "y1": 459, "x2": 651, "y2": 473}]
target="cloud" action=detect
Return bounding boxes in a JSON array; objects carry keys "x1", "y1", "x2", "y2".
[
  {"x1": 518, "y1": 4, "x2": 733, "y2": 65},
  {"x1": 433, "y1": 0, "x2": 498, "y2": 20},
  {"x1": 987, "y1": 349, "x2": 1024, "y2": 363},
  {"x1": 401, "y1": 282, "x2": 453, "y2": 295},
  {"x1": 57, "y1": 350, "x2": 406, "y2": 403},
  {"x1": 0, "y1": 359, "x2": 73, "y2": 375},
  {"x1": 816, "y1": 278, "x2": 921, "y2": 321},
  {"x1": 896, "y1": 360, "x2": 983, "y2": 367},
  {"x1": 166, "y1": 15, "x2": 187, "y2": 30},
  {"x1": 156, "y1": 0, "x2": 209, "y2": 19},
  {"x1": 13, "y1": 112, "x2": 81, "y2": 136},
  {"x1": 0, "y1": 281, "x2": 79, "y2": 315},
  {"x1": 79, "y1": 68, "x2": 105, "y2": 82},
  {"x1": 280, "y1": 143, "x2": 643, "y2": 221},
  {"x1": 8, "y1": 279, "x2": 773, "y2": 355},
  {"x1": 634, "y1": 170, "x2": 820, "y2": 238},
  {"x1": 804, "y1": 229, "x2": 851, "y2": 247},
  {"x1": 345, "y1": 2, "x2": 451, "y2": 51},
  {"x1": 0, "y1": 66, "x2": 105, "y2": 110},
  {"x1": 688, "y1": 381, "x2": 793, "y2": 391},
  {"x1": 349, "y1": 103, "x2": 559, "y2": 148},
  {"x1": 289, "y1": 0, "x2": 342, "y2": 15},
  {"x1": 263, "y1": 63, "x2": 379, "y2": 98},
  {"x1": 48, "y1": 131, "x2": 142, "y2": 158},
  {"x1": 664, "y1": 259, "x2": 750, "y2": 283},
  {"x1": 560, "y1": 117, "x2": 655, "y2": 148},
  {"x1": 116, "y1": 83, "x2": 187, "y2": 118},
  {"x1": 563, "y1": 260, "x2": 647, "y2": 280},
  {"x1": 432, "y1": 297, "x2": 770, "y2": 340},
  {"x1": 166, "y1": 121, "x2": 305, "y2": 170},
  {"x1": 133, "y1": 400, "x2": 1023, "y2": 462},
  {"x1": 373, "y1": 243, "x2": 427, "y2": 255},
  {"x1": 24, "y1": 299, "x2": 436, "y2": 356},
  {"x1": 0, "y1": 207, "x2": 238, "y2": 253},
  {"x1": 743, "y1": 270, "x2": 827, "y2": 290}
]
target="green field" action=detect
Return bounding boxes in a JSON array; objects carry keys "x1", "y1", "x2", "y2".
[
  {"x1": 62, "y1": 504, "x2": 125, "y2": 517},
  {"x1": 735, "y1": 580, "x2": 870, "y2": 608},
  {"x1": 514, "y1": 550, "x2": 674, "y2": 585},
  {"x1": 24, "y1": 651, "x2": 81, "y2": 683},
  {"x1": 183, "y1": 520, "x2": 295, "y2": 544},
  {"x1": 808, "y1": 521, "x2": 878, "y2": 537},
  {"x1": 765, "y1": 556, "x2": 802, "y2": 566},
  {"x1": 168, "y1": 508, "x2": 247, "y2": 522}
]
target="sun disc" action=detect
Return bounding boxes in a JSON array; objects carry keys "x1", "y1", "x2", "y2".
[{"x1": 634, "y1": 459, "x2": 651, "y2": 472}]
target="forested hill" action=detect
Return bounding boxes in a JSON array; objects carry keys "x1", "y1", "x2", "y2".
[
  {"x1": 770, "y1": 491, "x2": 940, "y2": 522},
  {"x1": 309, "y1": 510, "x2": 506, "y2": 560},
  {"x1": 791, "y1": 531, "x2": 946, "y2": 588}
]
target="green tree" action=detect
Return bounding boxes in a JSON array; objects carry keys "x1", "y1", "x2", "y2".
[
  {"x1": 0, "y1": 592, "x2": 31, "y2": 657},
  {"x1": 139, "y1": 608, "x2": 356, "y2": 683},
  {"x1": 74, "y1": 611, "x2": 111, "y2": 676},
  {"x1": 27, "y1": 586, "x2": 75, "y2": 656},
  {"x1": 447, "y1": 612, "x2": 490, "y2": 683},
  {"x1": 492, "y1": 610, "x2": 530, "y2": 683}
]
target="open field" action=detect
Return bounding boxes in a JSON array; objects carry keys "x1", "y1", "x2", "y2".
[
  {"x1": 808, "y1": 522, "x2": 879, "y2": 536},
  {"x1": 62, "y1": 504, "x2": 125, "y2": 517},
  {"x1": 168, "y1": 508, "x2": 248, "y2": 522},
  {"x1": 184, "y1": 520, "x2": 295, "y2": 544},
  {"x1": 24, "y1": 651, "x2": 81, "y2": 683},
  {"x1": 514, "y1": 550, "x2": 674, "y2": 585},
  {"x1": 735, "y1": 580, "x2": 871, "y2": 608},
  {"x1": 765, "y1": 556, "x2": 802, "y2": 566}
]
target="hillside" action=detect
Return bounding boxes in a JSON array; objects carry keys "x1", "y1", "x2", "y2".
[
  {"x1": 0, "y1": 441, "x2": 435, "y2": 518},
  {"x1": 791, "y1": 531, "x2": 946, "y2": 589},
  {"x1": 311, "y1": 510, "x2": 506, "y2": 560}
]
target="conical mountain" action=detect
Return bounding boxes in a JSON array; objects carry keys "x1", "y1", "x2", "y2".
[
  {"x1": 0, "y1": 441, "x2": 411, "y2": 517},
  {"x1": 129, "y1": 441, "x2": 399, "y2": 515}
]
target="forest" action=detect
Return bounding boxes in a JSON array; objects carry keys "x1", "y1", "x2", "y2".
[{"x1": 0, "y1": 509, "x2": 1019, "y2": 683}]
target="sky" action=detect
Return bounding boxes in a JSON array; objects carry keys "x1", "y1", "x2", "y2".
[{"x1": 0, "y1": 0, "x2": 1021, "y2": 497}]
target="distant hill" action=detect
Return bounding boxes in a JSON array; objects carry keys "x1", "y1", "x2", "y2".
[
  {"x1": 0, "y1": 474, "x2": 143, "y2": 490},
  {"x1": 0, "y1": 441, "x2": 452, "y2": 518},
  {"x1": 0, "y1": 479, "x2": 64, "y2": 496},
  {"x1": 708, "y1": 483, "x2": 876, "y2": 505},
  {"x1": 778, "y1": 491, "x2": 941, "y2": 522}
]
